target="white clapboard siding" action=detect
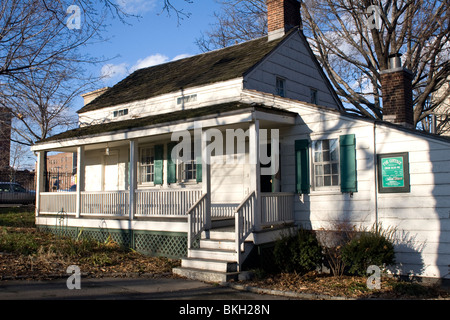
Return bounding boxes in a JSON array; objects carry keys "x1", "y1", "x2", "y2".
[
  {"x1": 278, "y1": 100, "x2": 450, "y2": 278},
  {"x1": 244, "y1": 32, "x2": 340, "y2": 110}
]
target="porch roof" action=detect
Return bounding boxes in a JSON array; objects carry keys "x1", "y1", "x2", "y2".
[{"x1": 33, "y1": 102, "x2": 297, "y2": 150}]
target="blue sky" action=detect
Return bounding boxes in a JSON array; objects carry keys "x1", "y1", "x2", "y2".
[
  {"x1": 84, "y1": 0, "x2": 221, "y2": 90},
  {"x1": 15, "y1": 1, "x2": 223, "y2": 170}
]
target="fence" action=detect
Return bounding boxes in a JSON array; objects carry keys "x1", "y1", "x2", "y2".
[{"x1": 0, "y1": 171, "x2": 36, "y2": 205}]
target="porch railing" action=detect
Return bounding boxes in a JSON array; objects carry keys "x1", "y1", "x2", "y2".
[
  {"x1": 136, "y1": 189, "x2": 202, "y2": 217},
  {"x1": 260, "y1": 192, "x2": 295, "y2": 226},
  {"x1": 40, "y1": 192, "x2": 77, "y2": 214},
  {"x1": 235, "y1": 191, "x2": 255, "y2": 271},
  {"x1": 187, "y1": 193, "x2": 208, "y2": 253},
  {"x1": 81, "y1": 191, "x2": 129, "y2": 216},
  {"x1": 211, "y1": 203, "x2": 238, "y2": 218}
]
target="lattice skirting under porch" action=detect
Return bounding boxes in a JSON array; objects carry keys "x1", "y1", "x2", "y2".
[{"x1": 37, "y1": 225, "x2": 188, "y2": 259}]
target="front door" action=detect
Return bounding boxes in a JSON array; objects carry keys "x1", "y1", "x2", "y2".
[
  {"x1": 260, "y1": 143, "x2": 281, "y2": 192},
  {"x1": 103, "y1": 152, "x2": 119, "y2": 191}
]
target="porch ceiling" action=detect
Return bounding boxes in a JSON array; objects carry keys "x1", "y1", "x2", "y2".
[{"x1": 32, "y1": 102, "x2": 297, "y2": 152}]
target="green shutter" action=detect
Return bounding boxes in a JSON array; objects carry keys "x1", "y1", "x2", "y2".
[
  {"x1": 154, "y1": 144, "x2": 164, "y2": 185},
  {"x1": 340, "y1": 134, "x2": 357, "y2": 193},
  {"x1": 295, "y1": 139, "x2": 310, "y2": 194},
  {"x1": 167, "y1": 142, "x2": 177, "y2": 184}
]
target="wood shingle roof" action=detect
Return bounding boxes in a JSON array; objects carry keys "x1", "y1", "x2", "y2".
[{"x1": 78, "y1": 33, "x2": 289, "y2": 114}]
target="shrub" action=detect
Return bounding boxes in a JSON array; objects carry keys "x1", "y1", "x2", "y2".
[
  {"x1": 341, "y1": 228, "x2": 395, "y2": 276},
  {"x1": 274, "y1": 229, "x2": 324, "y2": 274},
  {"x1": 318, "y1": 221, "x2": 358, "y2": 277}
]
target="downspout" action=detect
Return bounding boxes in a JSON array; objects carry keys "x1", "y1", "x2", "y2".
[{"x1": 373, "y1": 122, "x2": 379, "y2": 230}]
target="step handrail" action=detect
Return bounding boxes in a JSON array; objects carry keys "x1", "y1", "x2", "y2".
[
  {"x1": 187, "y1": 193, "x2": 208, "y2": 254},
  {"x1": 234, "y1": 191, "x2": 255, "y2": 272}
]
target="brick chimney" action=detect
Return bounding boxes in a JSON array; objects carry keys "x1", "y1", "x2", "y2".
[
  {"x1": 267, "y1": 0, "x2": 301, "y2": 41},
  {"x1": 380, "y1": 53, "x2": 414, "y2": 128},
  {"x1": 81, "y1": 87, "x2": 109, "y2": 106},
  {"x1": 0, "y1": 107, "x2": 11, "y2": 170}
]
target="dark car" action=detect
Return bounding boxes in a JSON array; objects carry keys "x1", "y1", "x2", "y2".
[{"x1": 0, "y1": 182, "x2": 35, "y2": 205}]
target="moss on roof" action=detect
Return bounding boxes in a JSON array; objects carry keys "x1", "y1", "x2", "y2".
[
  {"x1": 37, "y1": 102, "x2": 297, "y2": 144},
  {"x1": 78, "y1": 33, "x2": 289, "y2": 114}
]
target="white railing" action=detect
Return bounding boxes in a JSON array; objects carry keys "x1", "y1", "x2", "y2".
[
  {"x1": 40, "y1": 192, "x2": 77, "y2": 214},
  {"x1": 187, "y1": 193, "x2": 208, "y2": 252},
  {"x1": 235, "y1": 191, "x2": 255, "y2": 271},
  {"x1": 81, "y1": 191, "x2": 129, "y2": 216},
  {"x1": 136, "y1": 189, "x2": 202, "y2": 217},
  {"x1": 211, "y1": 203, "x2": 238, "y2": 218},
  {"x1": 261, "y1": 192, "x2": 294, "y2": 226}
]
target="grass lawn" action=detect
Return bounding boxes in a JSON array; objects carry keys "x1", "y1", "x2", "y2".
[
  {"x1": 0, "y1": 206, "x2": 35, "y2": 228},
  {"x1": 0, "y1": 206, "x2": 180, "y2": 279}
]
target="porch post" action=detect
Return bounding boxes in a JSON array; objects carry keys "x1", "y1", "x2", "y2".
[
  {"x1": 129, "y1": 139, "x2": 138, "y2": 220},
  {"x1": 76, "y1": 146, "x2": 85, "y2": 218},
  {"x1": 249, "y1": 120, "x2": 261, "y2": 231},
  {"x1": 201, "y1": 129, "x2": 211, "y2": 229},
  {"x1": 35, "y1": 151, "x2": 45, "y2": 218}
]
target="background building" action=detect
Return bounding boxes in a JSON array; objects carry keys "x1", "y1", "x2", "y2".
[{"x1": 46, "y1": 152, "x2": 77, "y2": 191}]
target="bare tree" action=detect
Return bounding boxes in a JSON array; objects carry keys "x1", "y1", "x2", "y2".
[
  {"x1": 3, "y1": 61, "x2": 87, "y2": 147},
  {"x1": 196, "y1": 0, "x2": 267, "y2": 51},
  {"x1": 195, "y1": 0, "x2": 450, "y2": 131},
  {"x1": 302, "y1": 0, "x2": 449, "y2": 127}
]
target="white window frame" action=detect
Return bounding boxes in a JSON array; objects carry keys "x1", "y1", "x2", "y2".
[
  {"x1": 139, "y1": 145, "x2": 155, "y2": 185},
  {"x1": 113, "y1": 108, "x2": 129, "y2": 118},
  {"x1": 177, "y1": 141, "x2": 197, "y2": 183},
  {"x1": 311, "y1": 138, "x2": 340, "y2": 191}
]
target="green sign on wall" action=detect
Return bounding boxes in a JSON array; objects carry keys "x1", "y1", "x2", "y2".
[
  {"x1": 377, "y1": 153, "x2": 410, "y2": 193},
  {"x1": 381, "y1": 157, "x2": 404, "y2": 188}
]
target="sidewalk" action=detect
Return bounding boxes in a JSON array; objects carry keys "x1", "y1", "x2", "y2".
[{"x1": 0, "y1": 275, "x2": 287, "y2": 300}]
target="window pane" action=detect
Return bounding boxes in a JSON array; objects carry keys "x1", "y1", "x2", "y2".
[
  {"x1": 314, "y1": 152, "x2": 322, "y2": 162},
  {"x1": 332, "y1": 175, "x2": 339, "y2": 186},
  {"x1": 313, "y1": 141, "x2": 322, "y2": 152},
  {"x1": 324, "y1": 176, "x2": 331, "y2": 186},
  {"x1": 315, "y1": 176, "x2": 323, "y2": 187},
  {"x1": 315, "y1": 165, "x2": 323, "y2": 175},
  {"x1": 324, "y1": 164, "x2": 331, "y2": 174},
  {"x1": 323, "y1": 151, "x2": 330, "y2": 161},
  {"x1": 332, "y1": 163, "x2": 339, "y2": 174}
]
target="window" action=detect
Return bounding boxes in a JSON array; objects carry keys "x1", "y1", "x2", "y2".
[
  {"x1": 295, "y1": 135, "x2": 356, "y2": 194},
  {"x1": 139, "y1": 147, "x2": 155, "y2": 183},
  {"x1": 113, "y1": 109, "x2": 128, "y2": 118},
  {"x1": 180, "y1": 144, "x2": 197, "y2": 181},
  {"x1": 177, "y1": 94, "x2": 197, "y2": 105},
  {"x1": 310, "y1": 88, "x2": 318, "y2": 104},
  {"x1": 276, "y1": 77, "x2": 286, "y2": 97},
  {"x1": 312, "y1": 139, "x2": 339, "y2": 188}
]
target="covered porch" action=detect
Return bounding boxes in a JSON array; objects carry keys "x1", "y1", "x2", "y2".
[{"x1": 32, "y1": 103, "x2": 298, "y2": 262}]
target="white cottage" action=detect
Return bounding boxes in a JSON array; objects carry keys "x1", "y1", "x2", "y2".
[{"x1": 32, "y1": 0, "x2": 450, "y2": 283}]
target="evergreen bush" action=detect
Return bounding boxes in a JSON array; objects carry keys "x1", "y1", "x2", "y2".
[
  {"x1": 273, "y1": 228, "x2": 324, "y2": 274},
  {"x1": 341, "y1": 228, "x2": 395, "y2": 276}
]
